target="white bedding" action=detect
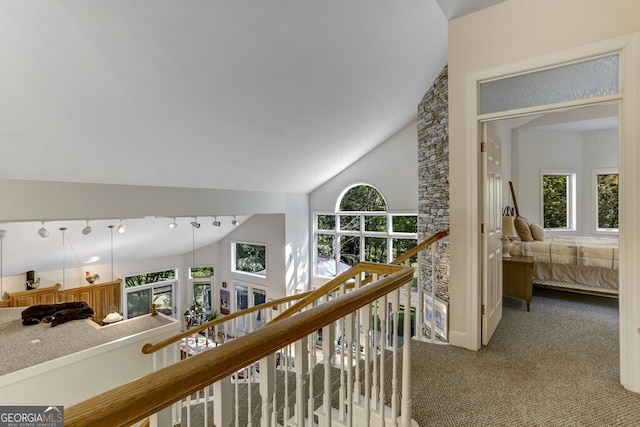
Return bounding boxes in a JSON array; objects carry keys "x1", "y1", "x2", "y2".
[{"x1": 511, "y1": 235, "x2": 618, "y2": 295}]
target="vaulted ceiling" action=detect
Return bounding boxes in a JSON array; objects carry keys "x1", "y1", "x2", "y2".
[{"x1": 0, "y1": 1, "x2": 507, "y2": 277}]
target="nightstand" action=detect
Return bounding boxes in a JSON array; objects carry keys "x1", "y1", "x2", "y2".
[{"x1": 502, "y1": 255, "x2": 534, "y2": 311}]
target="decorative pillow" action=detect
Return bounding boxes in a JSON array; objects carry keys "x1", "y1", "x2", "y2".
[
  {"x1": 514, "y1": 216, "x2": 534, "y2": 242},
  {"x1": 530, "y1": 223, "x2": 545, "y2": 241}
]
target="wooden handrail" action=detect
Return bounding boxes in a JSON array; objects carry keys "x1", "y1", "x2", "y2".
[
  {"x1": 142, "y1": 292, "x2": 311, "y2": 354},
  {"x1": 270, "y1": 262, "x2": 405, "y2": 323},
  {"x1": 64, "y1": 266, "x2": 415, "y2": 427},
  {"x1": 271, "y1": 228, "x2": 450, "y2": 323},
  {"x1": 391, "y1": 228, "x2": 449, "y2": 266}
]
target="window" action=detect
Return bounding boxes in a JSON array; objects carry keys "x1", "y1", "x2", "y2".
[
  {"x1": 124, "y1": 269, "x2": 177, "y2": 319},
  {"x1": 190, "y1": 266, "x2": 214, "y2": 318},
  {"x1": 314, "y1": 184, "x2": 418, "y2": 277},
  {"x1": 233, "y1": 282, "x2": 267, "y2": 334},
  {"x1": 232, "y1": 242, "x2": 266, "y2": 277},
  {"x1": 594, "y1": 169, "x2": 619, "y2": 232},
  {"x1": 542, "y1": 171, "x2": 576, "y2": 230}
]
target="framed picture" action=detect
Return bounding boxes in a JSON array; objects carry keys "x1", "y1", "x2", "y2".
[
  {"x1": 434, "y1": 297, "x2": 448, "y2": 341},
  {"x1": 423, "y1": 293, "x2": 448, "y2": 341},
  {"x1": 219, "y1": 289, "x2": 230, "y2": 315},
  {"x1": 423, "y1": 293, "x2": 433, "y2": 324}
]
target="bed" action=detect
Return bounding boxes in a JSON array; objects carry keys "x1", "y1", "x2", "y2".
[{"x1": 510, "y1": 235, "x2": 618, "y2": 296}]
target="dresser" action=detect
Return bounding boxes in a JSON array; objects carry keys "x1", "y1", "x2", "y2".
[{"x1": 502, "y1": 255, "x2": 534, "y2": 311}]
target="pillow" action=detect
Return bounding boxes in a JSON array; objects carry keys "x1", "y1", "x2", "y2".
[
  {"x1": 514, "y1": 216, "x2": 534, "y2": 242},
  {"x1": 530, "y1": 223, "x2": 545, "y2": 241}
]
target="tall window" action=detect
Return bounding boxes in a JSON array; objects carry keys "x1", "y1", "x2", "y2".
[
  {"x1": 232, "y1": 242, "x2": 266, "y2": 277},
  {"x1": 314, "y1": 184, "x2": 418, "y2": 277},
  {"x1": 190, "y1": 266, "x2": 214, "y2": 317},
  {"x1": 594, "y1": 169, "x2": 619, "y2": 232},
  {"x1": 542, "y1": 171, "x2": 576, "y2": 230},
  {"x1": 124, "y1": 269, "x2": 177, "y2": 319}
]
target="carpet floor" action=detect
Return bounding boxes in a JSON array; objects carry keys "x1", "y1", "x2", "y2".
[{"x1": 408, "y1": 287, "x2": 640, "y2": 426}]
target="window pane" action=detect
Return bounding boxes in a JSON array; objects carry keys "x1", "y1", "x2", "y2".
[
  {"x1": 392, "y1": 238, "x2": 418, "y2": 263},
  {"x1": 316, "y1": 234, "x2": 336, "y2": 276},
  {"x1": 193, "y1": 282, "x2": 211, "y2": 312},
  {"x1": 364, "y1": 237, "x2": 387, "y2": 263},
  {"x1": 125, "y1": 269, "x2": 175, "y2": 288},
  {"x1": 317, "y1": 214, "x2": 335, "y2": 230},
  {"x1": 543, "y1": 175, "x2": 569, "y2": 228},
  {"x1": 480, "y1": 55, "x2": 619, "y2": 114},
  {"x1": 127, "y1": 289, "x2": 150, "y2": 319},
  {"x1": 365, "y1": 215, "x2": 387, "y2": 232},
  {"x1": 597, "y1": 173, "x2": 619, "y2": 229},
  {"x1": 190, "y1": 267, "x2": 213, "y2": 278},
  {"x1": 234, "y1": 243, "x2": 266, "y2": 276},
  {"x1": 153, "y1": 285, "x2": 173, "y2": 316},
  {"x1": 339, "y1": 185, "x2": 387, "y2": 211},
  {"x1": 340, "y1": 235, "x2": 360, "y2": 268},
  {"x1": 392, "y1": 216, "x2": 418, "y2": 233},
  {"x1": 340, "y1": 215, "x2": 360, "y2": 231}
]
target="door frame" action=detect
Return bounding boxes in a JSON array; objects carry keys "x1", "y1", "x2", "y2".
[{"x1": 465, "y1": 34, "x2": 639, "y2": 391}]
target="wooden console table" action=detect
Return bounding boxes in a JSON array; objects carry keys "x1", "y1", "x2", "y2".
[{"x1": 503, "y1": 255, "x2": 533, "y2": 311}]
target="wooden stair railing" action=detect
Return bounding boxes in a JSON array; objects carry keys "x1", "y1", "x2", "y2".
[
  {"x1": 64, "y1": 265, "x2": 415, "y2": 427},
  {"x1": 271, "y1": 228, "x2": 450, "y2": 323},
  {"x1": 141, "y1": 292, "x2": 310, "y2": 354}
]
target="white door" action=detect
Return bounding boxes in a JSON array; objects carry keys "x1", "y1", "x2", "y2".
[{"x1": 481, "y1": 122, "x2": 503, "y2": 345}]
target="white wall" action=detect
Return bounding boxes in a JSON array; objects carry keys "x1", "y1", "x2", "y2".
[
  {"x1": 510, "y1": 127, "x2": 617, "y2": 236},
  {"x1": 448, "y1": 0, "x2": 640, "y2": 392},
  {"x1": 310, "y1": 121, "x2": 419, "y2": 212},
  {"x1": 219, "y1": 214, "x2": 287, "y2": 301}
]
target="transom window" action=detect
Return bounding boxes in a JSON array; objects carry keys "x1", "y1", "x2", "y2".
[
  {"x1": 314, "y1": 184, "x2": 418, "y2": 277},
  {"x1": 541, "y1": 171, "x2": 577, "y2": 231}
]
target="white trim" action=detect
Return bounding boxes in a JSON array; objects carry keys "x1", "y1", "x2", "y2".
[{"x1": 465, "y1": 33, "x2": 638, "y2": 382}]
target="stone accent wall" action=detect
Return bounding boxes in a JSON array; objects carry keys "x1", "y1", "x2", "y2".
[{"x1": 417, "y1": 65, "x2": 450, "y2": 305}]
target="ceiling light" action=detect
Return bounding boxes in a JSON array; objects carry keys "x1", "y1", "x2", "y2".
[
  {"x1": 117, "y1": 221, "x2": 125, "y2": 234},
  {"x1": 212, "y1": 217, "x2": 221, "y2": 227},
  {"x1": 191, "y1": 217, "x2": 201, "y2": 228},
  {"x1": 231, "y1": 216, "x2": 239, "y2": 226},
  {"x1": 82, "y1": 220, "x2": 92, "y2": 235},
  {"x1": 169, "y1": 218, "x2": 178, "y2": 229},
  {"x1": 38, "y1": 222, "x2": 49, "y2": 238}
]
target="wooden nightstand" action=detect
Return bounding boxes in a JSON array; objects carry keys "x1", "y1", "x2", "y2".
[{"x1": 502, "y1": 255, "x2": 534, "y2": 311}]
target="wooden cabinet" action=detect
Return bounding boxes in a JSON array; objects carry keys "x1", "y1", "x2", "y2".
[
  {"x1": 4, "y1": 280, "x2": 122, "y2": 323},
  {"x1": 91, "y1": 281, "x2": 122, "y2": 323},
  {"x1": 503, "y1": 255, "x2": 534, "y2": 311},
  {"x1": 6, "y1": 284, "x2": 62, "y2": 307}
]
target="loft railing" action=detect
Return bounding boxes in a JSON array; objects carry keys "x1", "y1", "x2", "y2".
[{"x1": 65, "y1": 229, "x2": 449, "y2": 427}]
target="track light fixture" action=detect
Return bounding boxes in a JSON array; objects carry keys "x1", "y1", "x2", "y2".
[
  {"x1": 212, "y1": 216, "x2": 221, "y2": 227},
  {"x1": 38, "y1": 222, "x2": 50, "y2": 238},
  {"x1": 191, "y1": 217, "x2": 201, "y2": 228},
  {"x1": 169, "y1": 218, "x2": 178, "y2": 229},
  {"x1": 117, "y1": 220, "x2": 125, "y2": 234},
  {"x1": 231, "y1": 216, "x2": 239, "y2": 227},
  {"x1": 82, "y1": 220, "x2": 92, "y2": 235}
]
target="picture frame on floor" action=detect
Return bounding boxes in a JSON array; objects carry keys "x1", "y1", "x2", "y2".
[{"x1": 423, "y1": 292, "x2": 448, "y2": 341}]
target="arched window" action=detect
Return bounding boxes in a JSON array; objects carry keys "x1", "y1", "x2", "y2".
[{"x1": 314, "y1": 184, "x2": 417, "y2": 278}]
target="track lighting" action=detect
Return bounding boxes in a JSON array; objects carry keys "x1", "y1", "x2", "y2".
[
  {"x1": 169, "y1": 218, "x2": 178, "y2": 229},
  {"x1": 117, "y1": 221, "x2": 125, "y2": 234},
  {"x1": 38, "y1": 222, "x2": 50, "y2": 238},
  {"x1": 212, "y1": 216, "x2": 221, "y2": 227},
  {"x1": 82, "y1": 220, "x2": 92, "y2": 235},
  {"x1": 231, "y1": 216, "x2": 239, "y2": 227},
  {"x1": 191, "y1": 217, "x2": 201, "y2": 228}
]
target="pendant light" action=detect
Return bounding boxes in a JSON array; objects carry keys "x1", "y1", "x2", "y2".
[
  {"x1": 108, "y1": 225, "x2": 115, "y2": 281},
  {"x1": 60, "y1": 227, "x2": 67, "y2": 293}
]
